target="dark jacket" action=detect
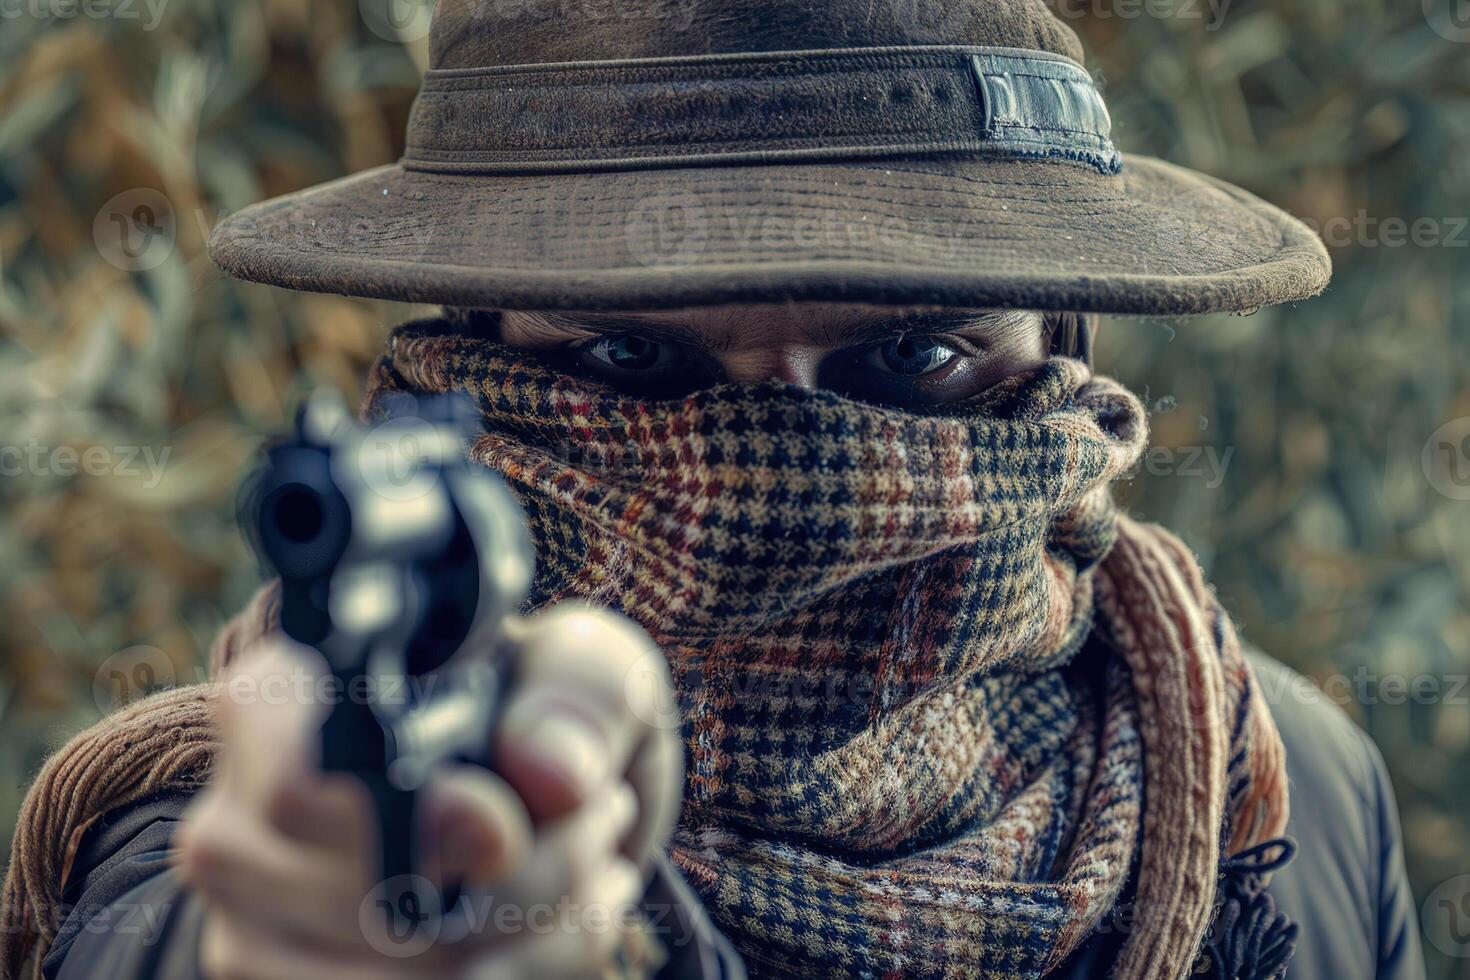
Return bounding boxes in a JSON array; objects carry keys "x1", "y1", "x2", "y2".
[{"x1": 40, "y1": 655, "x2": 1423, "y2": 980}]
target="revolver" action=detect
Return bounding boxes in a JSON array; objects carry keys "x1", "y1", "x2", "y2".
[{"x1": 245, "y1": 390, "x2": 533, "y2": 936}]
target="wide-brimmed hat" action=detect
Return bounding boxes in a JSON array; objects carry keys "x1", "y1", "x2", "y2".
[{"x1": 208, "y1": 0, "x2": 1330, "y2": 315}]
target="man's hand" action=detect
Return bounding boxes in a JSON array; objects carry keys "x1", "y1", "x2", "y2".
[{"x1": 174, "y1": 603, "x2": 682, "y2": 980}]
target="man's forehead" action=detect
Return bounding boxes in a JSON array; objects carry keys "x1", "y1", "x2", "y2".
[{"x1": 512, "y1": 304, "x2": 1042, "y2": 350}]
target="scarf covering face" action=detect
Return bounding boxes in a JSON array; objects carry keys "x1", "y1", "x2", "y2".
[
  {"x1": 362, "y1": 319, "x2": 1290, "y2": 979},
  {"x1": 0, "y1": 317, "x2": 1289, "y2": 980}
]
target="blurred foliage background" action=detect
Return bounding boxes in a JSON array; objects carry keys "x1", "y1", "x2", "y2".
[{"x1": 0, "y1": 0, "x2": 1466, "y2": 974}]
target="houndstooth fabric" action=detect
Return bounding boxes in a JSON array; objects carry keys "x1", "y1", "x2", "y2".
[{"x1": 364, "y1": 318, "x2": 1289, "y2": 979}]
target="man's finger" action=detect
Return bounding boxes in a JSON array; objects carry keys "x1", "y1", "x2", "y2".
[
  {"x1": 495, "y1": 604, "x2": 677, "y2": 822},
  {"x1": 214, "y1": 638, "x2": 330, "y2": 806},
  {"x1": 199, "y1": 912, "x2": 446, "y2": 980},
  {"x1": 176, "y1": 794, "x2": 369, "y2": 946},
  {"x1": 463, "y1": 858, "x2": 645, "y2": 980},
  {"x1": 422, "y1": 764, "x2": 534, "y2": 886},
  {"x1": 265, "y1": 772, "x2": 375, "y2": 857},
  {"x1": 454, "y1": 779, "x2": 639, "y2": 946},
  {"x1": 527, "y1": 780, "x2": 639, "y2": 894},
  {"x1": 622, "y1": 726, "x2": 682, "y2": 870}
]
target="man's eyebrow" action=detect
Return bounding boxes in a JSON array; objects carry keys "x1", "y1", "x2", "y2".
[
  {"x1": 805, "y1": 310, "x2": 1039, "y2": 347},
  {"x1": 527, "y1": 312, "x2": 725, "y2": 348}
]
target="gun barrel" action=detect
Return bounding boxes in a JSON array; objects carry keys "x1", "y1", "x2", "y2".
[{"x1": 257, "y1": 446, "x2": 352, "y2": 581}]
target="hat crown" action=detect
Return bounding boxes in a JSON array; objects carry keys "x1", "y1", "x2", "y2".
[{"x1": 428, "y1": 0, "x2": 1085, "y2": 70}]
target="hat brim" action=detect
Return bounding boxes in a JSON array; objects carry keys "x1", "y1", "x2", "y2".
[{"x1": 207, "y1": 154, "x2": 1328, "y2": 315}]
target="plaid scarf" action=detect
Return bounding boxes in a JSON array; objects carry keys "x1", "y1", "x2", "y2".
[
  {"x1": 1, "y1": 318, "x2": 1291, "y2": 980},
  {"x1": 363, "y1": 319, "x2": 1292, "y2": 979}
]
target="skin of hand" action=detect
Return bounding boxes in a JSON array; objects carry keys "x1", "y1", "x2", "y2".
[{"x1": 173, "y1": 603, "x2": 683, "y2": 980}]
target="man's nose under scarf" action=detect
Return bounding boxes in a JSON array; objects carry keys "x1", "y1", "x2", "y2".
[
  {"x1": 2, "y1": 317, "x2": 1292, "y2": 980},
  {"x1": 363, "y1": 319, "x2": 1293, "y2": 978}
]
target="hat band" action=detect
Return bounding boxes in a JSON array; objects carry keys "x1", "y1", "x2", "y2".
[{"x1": 402, "y1": 45, "x2": 1121, "y2": 177}]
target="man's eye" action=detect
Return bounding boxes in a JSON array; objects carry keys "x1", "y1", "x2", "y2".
[
  {"x1": 569, "y1": 334, "x2": 720, "y2": 397},
  {"x1": 865, "y1": 335, "x2": 957, "y2": 376},
  {"x1": 585, "y1": 335, "x2": 676, "y2": 371},
  {"x1": 821, "y1": 334, "x2": 1012, "y2": 410}
]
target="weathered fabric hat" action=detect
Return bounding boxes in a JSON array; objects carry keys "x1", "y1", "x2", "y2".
[{"x1": 208, "y1": 0, "x2": 1330, "y2": 315}]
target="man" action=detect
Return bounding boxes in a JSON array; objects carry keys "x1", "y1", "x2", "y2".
[{"x1": 1, "y1": 0, "x2": 1424, "y2": 978}]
